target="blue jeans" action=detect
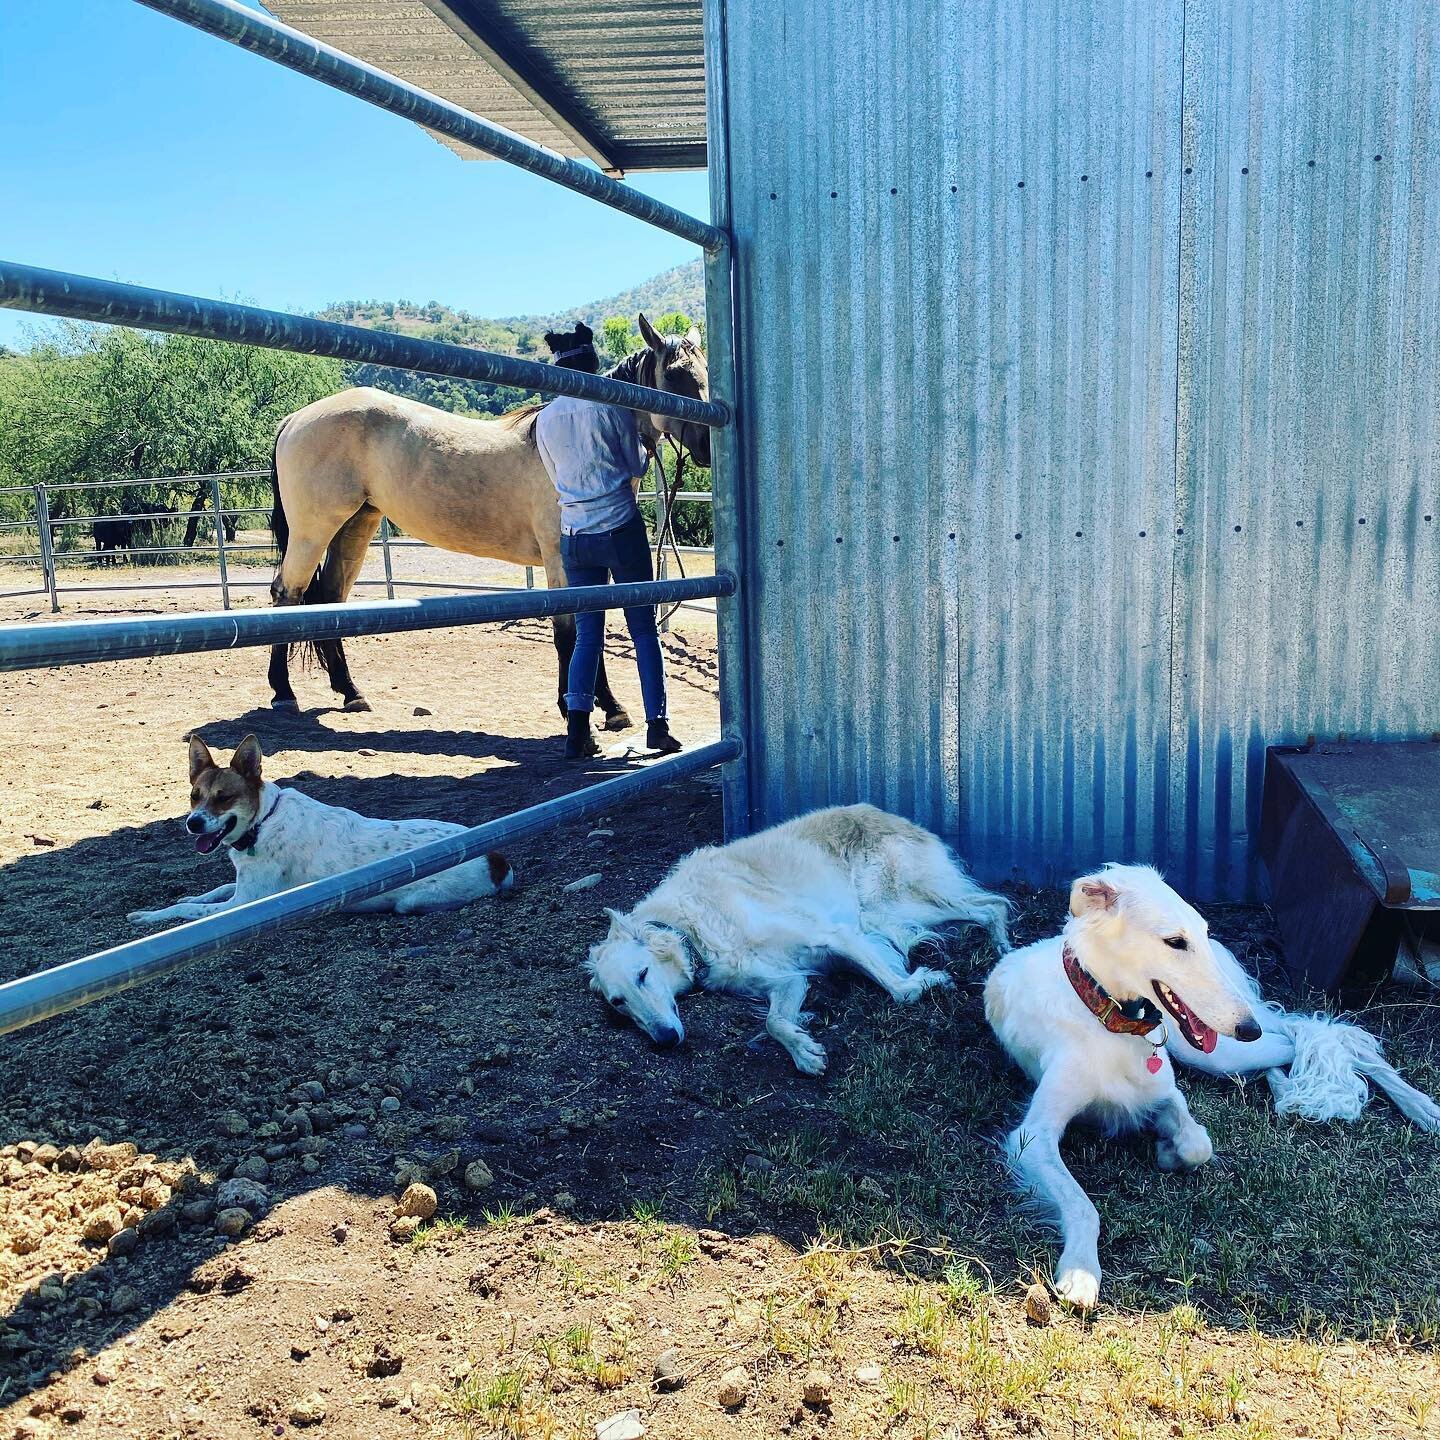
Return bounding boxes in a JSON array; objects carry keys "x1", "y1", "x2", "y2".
[{"x1": 561, "y1": 510, "x2": 667, "y2": 721}]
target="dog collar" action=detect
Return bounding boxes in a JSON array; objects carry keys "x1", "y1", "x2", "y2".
[
  {"x1": 1062, "y1": 942, "x2": 1163, "y2": 1036},
  {"x1": 643, "y1": 919, "x2": 705, "y2": 990},
  {"x1": 230, "y1": 792, "x2": 283, "y2": 855}
]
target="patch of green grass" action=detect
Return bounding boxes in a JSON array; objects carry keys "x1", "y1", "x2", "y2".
[
  {"x1": 482, "y1": 1202, "x2": 520, "y2": 1230},
  {"x1": 657, "y1": 1229, "x2": 698, "y2": 1278},
  {"x1": 410, "y1": 1214, "x2": 469, "y2": 1249},
  {"x1": 448, "y1": 1369, "x2": 557, "y2": 1440}
]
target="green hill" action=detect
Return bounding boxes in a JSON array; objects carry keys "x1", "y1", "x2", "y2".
[{"x1": 317, "y1": 260, "x2": 705, "y2": 418}]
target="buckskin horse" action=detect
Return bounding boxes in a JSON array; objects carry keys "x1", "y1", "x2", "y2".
[{"x1": 265, "y1": 314, "x2": 711, "y2": 723}]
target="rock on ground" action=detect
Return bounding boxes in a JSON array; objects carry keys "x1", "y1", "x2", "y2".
[
  {"x1": 595, "y1": 1409, "x2": 645, "y2": 1440},
  {"x1": 396, "y1": 1182, "x2": 437, "y2": 1220},
  {"x1": 716, "y1": 1365, "x2": 751, "y2": 1409}
]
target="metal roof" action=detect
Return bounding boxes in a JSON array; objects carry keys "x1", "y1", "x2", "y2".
[{"x1": 264, "y1": 0, "x2": 706, "y2": 173}]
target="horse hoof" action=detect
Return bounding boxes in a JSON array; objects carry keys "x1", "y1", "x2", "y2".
[
  {"x1": 271, "y1": 697, "x2": 300, "y2": 714},
  {"x1": 602, "y1": 710, "x2": 633, "y2": 732},
  {"x1": 344, "y1": 697, "x2": 373, "y2": 713}
]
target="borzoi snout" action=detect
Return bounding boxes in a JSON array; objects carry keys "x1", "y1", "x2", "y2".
[{"x1": 587, "y1": 909, "x2": 688, "y2": 1048}]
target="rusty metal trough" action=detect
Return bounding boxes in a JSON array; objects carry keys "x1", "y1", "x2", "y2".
[{"x1": 1260, "y1": 741, "x2": 1440, "y2": 994}]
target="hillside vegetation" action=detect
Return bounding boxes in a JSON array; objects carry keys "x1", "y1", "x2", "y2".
[{"x1": 319, "y1": 260, "x2": 704, "y2": 418}]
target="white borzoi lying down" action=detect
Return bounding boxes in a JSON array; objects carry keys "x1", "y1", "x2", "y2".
[
  {"x1": 128, "y1": 735, "x2": 513, "y2": 925},
  {"x1": 985, "y1": 864, "x2": 1440, "y2": 1310},
  {"x1": 585, "y1": 804, "x2": 1010, "y2": 1073}
]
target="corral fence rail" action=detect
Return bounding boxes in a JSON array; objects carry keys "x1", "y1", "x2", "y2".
[
  {"x1": 0, "y1": 0, "x2": 749, "y2": 1037},
  {"x1": 0, "y1": 469, "x2": 717, "y2": 623}
]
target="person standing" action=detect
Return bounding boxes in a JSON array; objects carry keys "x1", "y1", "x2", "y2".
[{"x1": 536, "y1": 324, "x2": 682, "y2": 760}]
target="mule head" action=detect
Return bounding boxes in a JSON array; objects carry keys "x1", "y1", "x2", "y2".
[
  {"x1": 585, "y1": 906, "x2": 692, "y2": 1049},
  {"x1": 1066, "y1": 865, "x2": 1262, "y2": 1052},
  {"x1": 185, "y1": 734, "x2": 264, "y2": 855},
  {"x1": 543, "y1": 320, "x2": 599, "y2": 373},
  {"x1": 637, "y1": 312, "x2": 712, "y2": 468}
]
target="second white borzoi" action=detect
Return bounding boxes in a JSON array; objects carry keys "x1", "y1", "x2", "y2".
[
  {"x1": 586, "y1": 803, "x2": 1010, "y2": 1072},
  {"x1": 985, "y1": 864, "x2": 1440, "y2": 1309}
]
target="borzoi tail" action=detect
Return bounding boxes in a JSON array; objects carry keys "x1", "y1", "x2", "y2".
[
  {"x1": 1170, "y1": 944, "x2": 1440, "y2": 1130},
  {"x1": 866, "y1": 839, "x2": 1011, "y2": 956}
]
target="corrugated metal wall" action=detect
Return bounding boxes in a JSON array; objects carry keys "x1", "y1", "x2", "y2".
[{"x1": 720, "y1": 0, "x2": 1440, "y2": 898}]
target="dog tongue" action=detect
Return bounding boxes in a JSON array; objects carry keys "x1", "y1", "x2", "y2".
[
  {"x1": 195, "y1": 832, "x2": 222, "y2": 855},
  {"x1": 1200, "y1": 1026, "x2": 1218, "y2": 1055}
]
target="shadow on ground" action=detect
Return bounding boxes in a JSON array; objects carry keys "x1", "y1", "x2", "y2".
[{"x1": 3, "y1": 761, "x2": 1439, "y2": 1421}]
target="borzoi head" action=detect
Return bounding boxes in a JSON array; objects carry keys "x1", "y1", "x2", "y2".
[
  {"x1": 637, "y1": 312, "x2": 712, "y2": 469},
  {"x1": 585, "y1": 908, "x2": 691, "y2": 1049},
  {"x1": 185, "y1": 734, "x2": 263, "y2": 855},
  {"x1": 543, "y1": 321, "x2": 599, "y2": 373},
  {"x1": 1067, "y1": 865, "x2": 1262, "y2": 1052}
]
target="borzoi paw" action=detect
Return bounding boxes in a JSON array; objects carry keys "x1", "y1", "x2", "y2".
[
  {"x1": 898, "y1": 967, "x2": 953, "y2": 1002},
  {"x1": 1054, "y1": 1263, "x2": 1101, "y2": 1310},
  {"x1": 1156, "y1": 1127, "x2": 1213, "y2": 1172},
  {"x1": 127, "y1": 909, "x2": 163, "y2": 926},
  {"x1": 786, "y1": 1034, "x2": 828, "y2": 1076}
]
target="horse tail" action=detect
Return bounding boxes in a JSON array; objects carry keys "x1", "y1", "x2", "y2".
[
  {"x1": 269, "y1": 427, "x2": 290, "y2": 554},
  {"x1": 269, "y1": 417, "x2": 331, "y2": 670}
]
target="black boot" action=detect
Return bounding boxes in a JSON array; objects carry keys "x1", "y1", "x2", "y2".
[
  {"x1": 565, "y1": 710, "x2": 600, "y2": 760},
  {"x1": 646, "y1": 718, "x2": 682, "y2": 755}
]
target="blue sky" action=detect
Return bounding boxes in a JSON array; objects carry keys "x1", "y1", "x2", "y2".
[{"x1": 0, "y1": 0, "x2": 710, "y2": 349}]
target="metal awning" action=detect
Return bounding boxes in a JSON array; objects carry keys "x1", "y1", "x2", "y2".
[{"x1": 264, "y1": 0, "x2": 706, "y2": 173}]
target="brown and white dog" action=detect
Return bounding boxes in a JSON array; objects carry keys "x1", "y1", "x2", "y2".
[{"x1": 128, "y1": 734, "x2": 512, "y2": 925}]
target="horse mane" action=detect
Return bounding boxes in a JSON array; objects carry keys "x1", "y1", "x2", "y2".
[{"x1": 502, "y1": 348, "x2": 662, "y2": 447}]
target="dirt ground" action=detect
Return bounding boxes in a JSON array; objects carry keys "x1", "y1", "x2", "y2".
[{"x1": 2, "y1": 588, "x2": 1439, "y2": 1440}]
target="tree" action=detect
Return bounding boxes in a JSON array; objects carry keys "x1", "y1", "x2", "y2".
[
  {"x1": 601, "y1": 316, "x2": 637, "y2": 360},
  {"x1": 0, "y1": 322, "x2": 344, "y2": 551},
  {"x1": 652, "y1": 311, "x2": 697, "y2": 338}
]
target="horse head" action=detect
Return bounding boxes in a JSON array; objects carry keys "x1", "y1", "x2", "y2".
[{"x1": 635, "y1": 313, "x2": 712, "y2": 469}]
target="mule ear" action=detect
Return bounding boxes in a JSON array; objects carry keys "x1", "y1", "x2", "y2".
[
  {"x1": 685, "y1": 324, "x2": 703, "y2": 349},
  {"x1": 1069, "y1": 874, "x2": 1120, "y2": 917},
  {"x1": 188, "y1": 734, "x2": 215, "y2": 782},
  {"x1": 576, "y1": 320, "x2": 593, "y2": 341},
  {"x1": 637, "y1": 312, "x2": 664, "y2": 352},
  {"x1": 230, "y1": 734, "x2": 263, "y2": 782}
]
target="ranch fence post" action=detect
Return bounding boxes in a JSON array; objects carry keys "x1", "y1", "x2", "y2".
[
  {"x1": 379, "y1": 516, "x2": 396, "y2": 599},
  {"x1": 210, "y1": 475, "x2": 231, "y2": 610},
  {"x1": 525, "y1": 566, "x2": 534, "y2": 590},
  {"x1": 34, "y1": 485, "x2": 60, "y2": 613}
]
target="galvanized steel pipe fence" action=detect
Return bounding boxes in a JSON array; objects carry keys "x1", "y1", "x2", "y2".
[
  {"x1": 0, "y1": 0, "x2": 748, "y2": 1035},
  {"x1": 0, "y1": 471, "x2": 717, "y2": 614}
]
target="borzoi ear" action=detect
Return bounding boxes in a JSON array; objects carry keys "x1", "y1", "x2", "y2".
[
  {"x1": 188, "y1": 734, "x2": 216, "y2": 782},
  {"x1": 604, "y1": 906, "x2": 638, "y2": 938},
  {"x1": 1069, "y1": 874, "x2": 1120, "y2": 918},
  {"x1": 638, "y1": 312, "x2": 665, "y2": 353},
  {"x1": 230, "y1": 735, "x2": 263, "y2": 783}
]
